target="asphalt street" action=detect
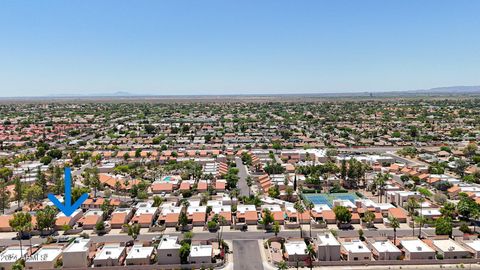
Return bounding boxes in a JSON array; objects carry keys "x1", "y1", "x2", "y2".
[
  {"x1": 235, "y1": 157, "x2": 251, "y2": 197},
  {"x1": 2, "y1": 227, "x2": 448, "y2": 246},
  {"x1": 233, "y1": 240, "x2": 263, "y2": 270}
]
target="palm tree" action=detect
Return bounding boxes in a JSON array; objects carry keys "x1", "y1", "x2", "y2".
[
  {"x1": 217, "y1": 215, "x2": 227, "y2": 251},
  {"x1": 230, "y1": 188, "x2": 239, "y2": 200},
  {"x1": 14, "y1": 177, "x2": 23, "y2": 209},
  {"x1": 9, "y1": 212, "x2": 32, "y2": 259},
  {"x1": 375, "y1": 173, "x2": 390, "y2": 203},
  {"x1": 417, "y1": 196, "x2": 425, "y2": 238},
  {"x1": 179, "y1": 199, "x2": 190, "y2": 230},
  {"x1": 246, "y1": 176, "x2": 253, "y2": 196},
  {"x1": 388, "y1": 216, "x2": 400, "y2": 245},
  {"x1": 89, "y1": 167, "x2": 101, "y2": 198},
  {"x1": 294, "y1": 201, "x2": 305, "y2": 238},
  {"x1": 305, "y1": 244, "x2": 315, "y2": 270},
  {"x1": 406, "y1": 197, "x2": 419, "y2": 237},
  {"x1": 305, "y1": 201, "x2": 314, "y2": 237}
]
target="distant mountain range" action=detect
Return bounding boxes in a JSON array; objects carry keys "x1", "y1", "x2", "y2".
[
  {"x1": 302, "y1": 85, "x2": 480, "y2": 97},
  {"x1": 2, "y1": 85, "x2": 480, "y2": 99}
]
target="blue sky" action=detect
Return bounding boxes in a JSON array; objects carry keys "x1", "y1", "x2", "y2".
[{"x1": 1, "y1": 0, "x2": 479, "y2": 96}]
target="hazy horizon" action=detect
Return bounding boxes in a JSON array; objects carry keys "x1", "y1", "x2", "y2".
[{"x1": 1, "y1": 1, "x2": 480, "y2": 97}]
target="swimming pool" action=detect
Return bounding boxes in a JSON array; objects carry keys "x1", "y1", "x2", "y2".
[
  {"x1": 163, "y1": 176, "x2": 173, "y2": 182},
  {"x1": 303, "y1": 193, "x2": 359, "y2": 207}
]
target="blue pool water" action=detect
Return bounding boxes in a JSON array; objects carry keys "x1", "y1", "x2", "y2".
[{"x1": 303, "y1": 193, "x2": 358, "y2": 207}]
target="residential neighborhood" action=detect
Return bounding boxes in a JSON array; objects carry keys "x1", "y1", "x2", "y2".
[{"x1": 0, "y1": 99, "x2": 479, "y2": 269}]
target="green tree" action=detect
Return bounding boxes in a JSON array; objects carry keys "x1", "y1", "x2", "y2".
[
  {"x1": 261, "y1": 208, "x2": 275, "y2": 228},
  {"x1": 458, "y1": 193, "x2": 477, "y2": 219},
  {"x1": 152, "y1": 195, "x2": 163, "y2": 207},
  {"x1": 179, "y1": 243, "x2": 191, "y2": 264},
  {"x1": 126, "y1": 223, "x2": 140, "y2": 240},
  {"x1": 95, "y1": 220, "x2": 106, "y2": 232},
  {"x1": 178, "y1": 211, "x2": 189, "y2": 229},
  {"x1": 36, "y1": 168, "x2": 47, "y2": 198},
  {"x1": 273, "y1": 221, "x2": 280, "y2": 236},
  {"x1": 277, "y1": 261, "x2": 288, "y2": 270},
  {"x1": 0, "y1": 179, "x2": 10, "y2": 214},
  {"x1": 435, "y1": 217, "x2": 453, "y2": 236},
  {"x1": 374, "y1": 173, "x2": 388, "y2": 203},
  {"x1": 305, "y1": 243, "x2": 315, "y2": 270},
  {"x1": 333, "y1": 205, "x2": 352, "y2": 224},
  {"x1": 87, "y1": 167, "x2": 101, "y2": 198},
  {"x1": 23, "y1": 185, "x2": 43, "y2": 211},
  {"x1": 305, "y1": 200, "x2": 314, "y2": 237},
  {"x1": 362, "y1": 210, "x2": 375, "y2": 228},
  {"x1": 440, "y1": 202, "x2": 456, "y2": 218},
  {"x1": 246, "y1": 176, "x2": 253, "y2": 196},
  {"x1": 9, "y1": 212, "x2": 32, "y2": 258},
  {"x1": 454, "y1": 159, "x2": 469, "y2": 177},
  {"x1": 464, "y1": 142, "x2": 478, "y2": 158},
  {"x1": 12, "y1": 261, "x2": 24, "y2": 270},
  {"x1": 14, "y1": 177, "x2": 23, "y2": 209},
  {"x1": 0, "y1": 167, "x2": 13, "y2": 180},
  {"x1": 406, "y1": 197, "x2": 419, "y2": 236},
  {"x1": 388, "y1": 216, "x2": 400, "y2": 245},
  {"x1": 294, "y1": 201, "x2": 305, "y2": 238},
  {"x1": 36, "y1": 206, "x2": 57, "y2": 235}
]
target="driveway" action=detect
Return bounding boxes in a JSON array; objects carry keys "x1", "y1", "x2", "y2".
[{"x1": 233, "y1": 240, "x2": 264, "y2": 270}]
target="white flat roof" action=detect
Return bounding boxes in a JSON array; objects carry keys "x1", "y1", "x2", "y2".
[
  {"x1": 419, "y1": 208, "x2": 441, "y2": 216},
  {"x1": 84, "y1": 210, "x2": 103, "y2": 217},
  {"x1": 207, "y1": 200, "x2": 223, "y2": 207},
  {"x1": 136, "y1": 202, "x2": 153, "y2": 208},
  {"x1": 95, "y1": 244, "x2": 125, "y2": 260},
  {"x1": 27, "y1": 247, "x2": 63, "y2": 262},
  {"x1": 237, "y1": 205, "x2": 256, "y2": 213},
  {"x1": 464, "y1": 239, "x2": 480, "y2": 251},
  {"x1": 0, "y1": 246, "x2": 29, "y2": 262},
  {"x1": 190, "y1": 245, "x2": 212, "y2": 257},
  {"x1": 56, "y1": 208, "x2": 81, "y2": 218},
  {"x1": 113, "y1": 208, "x2": 132, "y2": 214},
  {"x1": 317, "y1": 232, "x2": 340, "y2": 246},
  {"x1": 371, "y1": 240, "x2": 401, "y2": 253},
  {"x1": 135, "y1": 207, "x2": 158, "y2": 216},
  {"x1": 126, "y1": 245, "x2": 154, "y2": 259},
  {"x1": 64, "y1": 238, "x2": 91, "y2": 253},
  {"x1": 312, "y1": 204, "x2": 331, "y2": 212},
  {"x1": 401, "y1": 239, "x2": 435, "y2": 253},
  {"x1": 187, "y1": 200, "x2": 201, "y2": 207},
  {"x1": 158, "y1": 235, "x2": 181, "y2": 250},
  {"x1": 161, "y1": 206, "x2": 182, "y2": 215},
  {"x1": 187, "y1": 206, "x2": 207, "y2": 215},
  {"x1": 342, "y1": 240, "x2": 370, "y2": 253},
  {"x1": 433, "y1": 239, "x2": 467, "y2": 252},
  {"x1": 333, "y1": 199, "x2": 357, "y2": 209},
  {"x1": 261, "y1": 204, "x2": 282, "y2": 212},
  {"x1": 285, "y1": 205, "x2": 298, "y2": 213},
  {"x1": 285, "y1": 241, "x2": 307, "y2": 256},
  {"x1": 211, "y1": 204, "x2": 231, "y2": 214}
]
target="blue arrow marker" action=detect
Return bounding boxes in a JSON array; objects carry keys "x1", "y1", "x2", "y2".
[{"x1": 48, "y1": 167, "x2": 88, "y2": 217}]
